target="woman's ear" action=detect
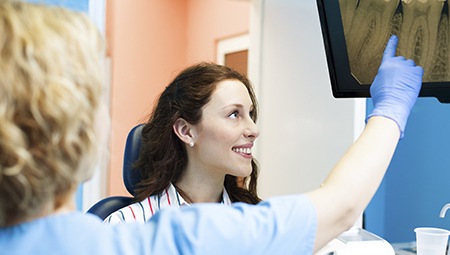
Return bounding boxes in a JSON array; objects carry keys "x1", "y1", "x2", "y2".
[{"x1": 173, "y1": 118, "x2": 195, "y2": 145}]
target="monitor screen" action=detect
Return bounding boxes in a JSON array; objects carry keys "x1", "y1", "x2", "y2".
[{"x1": 316, "y1": 0, "x2": 450, "y2": 103}]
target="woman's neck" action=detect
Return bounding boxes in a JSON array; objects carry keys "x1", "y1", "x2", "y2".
[{"x1": 175, "y1": 168, "x2": 225, "y2": 203}]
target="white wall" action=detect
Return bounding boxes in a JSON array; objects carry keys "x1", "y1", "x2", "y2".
[{"x1": 249, "y1": 0, "x2": 363, "y2": 199}]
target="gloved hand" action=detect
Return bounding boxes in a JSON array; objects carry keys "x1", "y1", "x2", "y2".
[{"x1": 366, "y1": 35, "x2": 424, "y2": 139}]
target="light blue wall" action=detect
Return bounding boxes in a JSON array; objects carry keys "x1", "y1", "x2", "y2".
[
  {"x1": 365, "y1": 97, "x2": 450, "y2": 243},
  {"x1": 26, "y1": 0, "x2": 88, "y2": 13}
]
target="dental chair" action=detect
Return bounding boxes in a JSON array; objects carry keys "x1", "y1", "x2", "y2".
[{"x1": 86, "y1": 124, "x2": 144, "y2": 220}]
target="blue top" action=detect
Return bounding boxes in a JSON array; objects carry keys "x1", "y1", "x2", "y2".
[{"x1": 0, "y1": 195, "x2": 317, "y2": 255}]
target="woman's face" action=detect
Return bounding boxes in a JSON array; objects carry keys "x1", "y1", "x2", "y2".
[{"x1": 191, "y1": 79, "x2": 260, "y2": 178}]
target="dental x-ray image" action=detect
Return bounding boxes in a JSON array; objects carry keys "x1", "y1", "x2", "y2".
[{"x1": 317, "y1": 0, "x2": 450, "y2": 103}]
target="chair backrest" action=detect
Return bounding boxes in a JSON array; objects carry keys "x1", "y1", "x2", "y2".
[
  {"x1": 86, "y1": 124, "x2": 144, "y2": 220},
  {"x1": 122, "y1": 124, "x2": 144, "y2": 195}
]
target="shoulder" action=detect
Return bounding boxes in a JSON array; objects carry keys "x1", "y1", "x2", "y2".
[
  {"x1": 0, "y1": 213, "x2": 148, "y2": 255},
  {"x1": 103, "y1": 199, "x2": 149, "y2": 224},
  {"x1": 104, "y1": 184, "x2": 182, "y2": 224}
]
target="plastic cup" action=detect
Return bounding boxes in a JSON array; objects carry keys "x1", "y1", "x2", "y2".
[{"x1": 415, "y1": 227, "x2": 450, "y2": 255}]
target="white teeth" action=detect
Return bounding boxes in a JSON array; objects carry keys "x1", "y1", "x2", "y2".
[{"x1": 233, "y1": 147, "x2": 251, "y2": 154}]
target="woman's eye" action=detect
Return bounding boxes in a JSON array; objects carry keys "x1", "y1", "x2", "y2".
[
  {"x1": 229, "y1": 111, "x2": 239, "y2": 119},
  {"x1": 249, "y1": 110, "x2": 255, "y2": 119}
]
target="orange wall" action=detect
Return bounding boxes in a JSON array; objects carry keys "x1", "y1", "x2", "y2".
[
  {"x1": 106, "y1": 0, "x2": 188, "y2": 196},
  {"x1": 185, "y1": 0, "x2": 250, "y2": 63},
  {"x1": 106, "y1": 0, "x2": 250, "y2": 196}
]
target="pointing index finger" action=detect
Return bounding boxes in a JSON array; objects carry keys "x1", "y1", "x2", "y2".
[{"x1": 382, "y1": 35, "x2": 399, "y2": 63}]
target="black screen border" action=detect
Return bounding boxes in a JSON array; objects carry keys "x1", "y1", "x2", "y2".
[{"x1": 316, "y1": 0, "x2": 450, "y2": 103}]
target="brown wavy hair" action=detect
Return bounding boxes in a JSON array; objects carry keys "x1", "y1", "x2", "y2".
[{"x1": 134, "y1": 62, "x2": 261, "y2": 204}]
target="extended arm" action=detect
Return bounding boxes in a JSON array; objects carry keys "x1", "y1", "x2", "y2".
[
  {"x1": 308, "y1": 116, "x2": 399, "y2": 250},
  {"x1": 307, "y1": 35, "x2": 424, "y2": 251}
]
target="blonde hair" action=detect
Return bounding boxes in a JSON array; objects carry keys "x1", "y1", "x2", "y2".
[{"x1": 0, "y1": 1, "x2": 104, "y2": 226}]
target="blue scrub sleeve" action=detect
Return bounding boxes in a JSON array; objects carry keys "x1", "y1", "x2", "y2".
[
  {"x1": 142, "y1": 194, "x2": 317, "y2": 255},
  {"x1": 0, "y1": 194, "x2": 317, "y2": 255}
]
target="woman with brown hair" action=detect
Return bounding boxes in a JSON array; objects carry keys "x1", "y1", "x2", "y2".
[{"x1": 105, "y1": 62, "x2": 262, "y2": 223}]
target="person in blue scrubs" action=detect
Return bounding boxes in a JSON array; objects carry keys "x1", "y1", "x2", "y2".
[{"x1": 0, "y1": 1, "x2": 423, "y2": 254}]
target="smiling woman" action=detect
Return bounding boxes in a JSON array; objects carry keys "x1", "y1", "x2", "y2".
[
  {"x1": 181, "y1": 79, "x2": 259, "y2": 182},
  {"x1": 104, "y1": 62, "x2": 262, "y2": 224}
]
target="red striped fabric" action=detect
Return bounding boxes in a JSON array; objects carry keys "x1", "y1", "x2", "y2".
[{"x1": 104, "y1": 183, "x2": 232, "y2": 225}]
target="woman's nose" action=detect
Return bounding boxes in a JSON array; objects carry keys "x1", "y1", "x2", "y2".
[{"x1": 244, "y1": 119, "x2": 260, "y2": 139}]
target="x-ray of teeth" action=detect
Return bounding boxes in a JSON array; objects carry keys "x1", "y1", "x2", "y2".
[
  {"x1": 340, "y1": 0, "x2": 449, "y2": 84},
  {"x1": 339, "y1": 0, "x2": 359, "y2": 36}
]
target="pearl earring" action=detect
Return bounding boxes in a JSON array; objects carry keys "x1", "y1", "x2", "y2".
[{"x1": 189, "y1": 141, "x2": 194, "y2": 147}]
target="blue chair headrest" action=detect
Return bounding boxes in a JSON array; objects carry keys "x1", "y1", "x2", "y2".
[{"x1": 123, "y1": 124, "x2": 144, "y2": 196}]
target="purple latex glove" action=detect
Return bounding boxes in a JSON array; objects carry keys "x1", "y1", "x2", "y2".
[{"x1": 366, "y1": 35, "x2": 424, "y2": 139}]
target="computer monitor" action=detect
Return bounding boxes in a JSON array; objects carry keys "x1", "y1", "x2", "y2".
[{"x1": 316, "y1": 0, "x2": 450, "y2": 103}]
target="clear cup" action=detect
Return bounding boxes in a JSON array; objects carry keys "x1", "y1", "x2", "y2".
[{"x1": 415, "y1": 227, "x2": 450, "y2": 255}]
